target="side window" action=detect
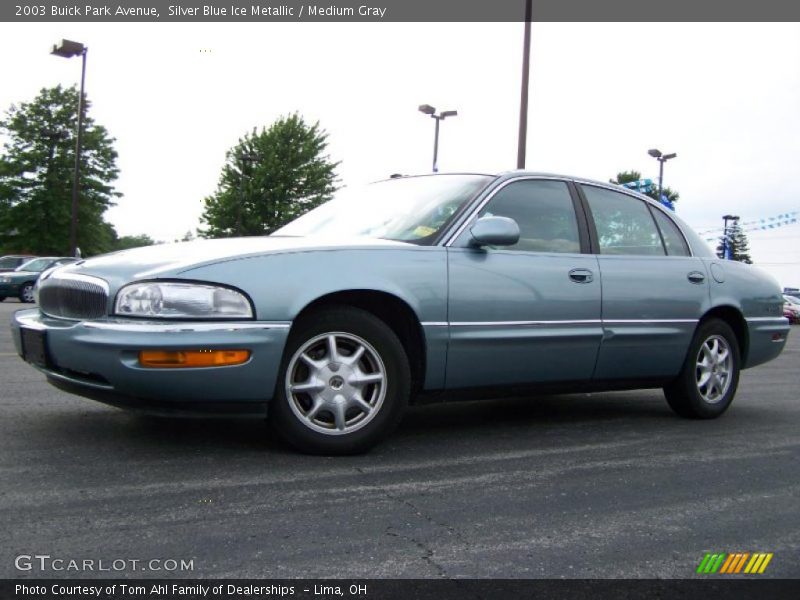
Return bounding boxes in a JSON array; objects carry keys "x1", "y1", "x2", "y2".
[
  {"x1": 472, "y1": 180, "x2": 581, "y2": 253},
  {"x1": 582, "y1": 186, "x2": 665, "y2": 256},
  {"x1": 651, "y1": 208, "x2": 691, "y2": 257}
]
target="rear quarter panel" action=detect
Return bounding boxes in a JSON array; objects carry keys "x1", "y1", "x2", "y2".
[{"x1": 703, "y1": 259, "x2": 789, "y2": 368}]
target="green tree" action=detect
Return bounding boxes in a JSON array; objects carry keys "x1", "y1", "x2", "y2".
[
  {"x1": 199, "y1": 114, "x2": 339, "y2": 238},
  {"x1": 716, "y1": 221, "x2": 753, "y2": 263},
  {"x1": 0, "y1": 85, "x2": 120, "y2": 256},
  {"x1": 611, "y1": 170, "x2": 679, "y2": 206},
  {"x1": 113, "y1": 234, "x2": 155, "y2": 251}
]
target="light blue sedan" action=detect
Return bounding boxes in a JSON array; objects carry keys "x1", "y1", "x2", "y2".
[{"x1": 11, "y1": 172, "x2": 790, "y2": 453}]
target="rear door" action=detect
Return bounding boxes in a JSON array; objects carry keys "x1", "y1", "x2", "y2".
[
  {"x1": 579, "y1": 184, "x2": 710, "y2": 381},
  {"x1": 445, "y1": 177, "x2": 602, "y2": 389}
]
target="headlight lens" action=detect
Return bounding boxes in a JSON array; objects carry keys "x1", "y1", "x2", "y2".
[
  {"x1": 115, "y1": 282, "x2": 253, "y2": 319},
  {"x1": 0, "y1": 276, "x2": 9, "y2": 283}
]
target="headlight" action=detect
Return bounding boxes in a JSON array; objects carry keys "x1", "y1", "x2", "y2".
[
  {"x1": 0, "y1": 276, "x2": 9, "y2": 283},
  {"x1": 114, "y1": 282, "x2": 253, "y2": 319}
]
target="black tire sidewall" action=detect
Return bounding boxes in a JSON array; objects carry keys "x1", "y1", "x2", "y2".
[
  {"x1": 668, "y1": 319, "x2": 741, "y2": 419},
  {"x1": 270, "y1": 306, "x2": 410, "y2": 454}
]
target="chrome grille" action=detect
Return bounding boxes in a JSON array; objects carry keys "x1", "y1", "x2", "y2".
[{"x1": 38, "y1": 274, "x2": 109, "y2": 320}]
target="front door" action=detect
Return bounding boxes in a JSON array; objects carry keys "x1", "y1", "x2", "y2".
[{"x1": 446, "y1": 178, "x2": 603, "y2": 389}]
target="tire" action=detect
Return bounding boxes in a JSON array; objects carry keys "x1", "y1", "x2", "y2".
[
  {"x1": 664, "y1": 318, "x2": 740, "y2": 419},
  {"x1": 0, "y1": 296, "x2": 5, "y2": 302},
  {"x1": 270, "y1": 306, "x2": 410, "y2": 455},
  {"x1": 19, "y1": 283, "x2": 35, "y2": 303}
]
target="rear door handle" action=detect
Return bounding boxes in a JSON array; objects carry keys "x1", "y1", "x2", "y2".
[
  {"x1": 569, "y1": 268, "x2": 594, "y2": 284},
  {"x1": 688, "y1": 271, "x2": 706, "y2": 284}
]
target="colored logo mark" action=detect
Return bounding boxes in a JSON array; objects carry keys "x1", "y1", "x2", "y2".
[{"x1": 696, "y1": 552, "x2": 773, "y2": 574}]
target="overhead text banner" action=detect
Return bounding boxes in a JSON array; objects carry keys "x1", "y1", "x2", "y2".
[{"x1": 3, "y1": 0, "x2": 800, "y2": 22}]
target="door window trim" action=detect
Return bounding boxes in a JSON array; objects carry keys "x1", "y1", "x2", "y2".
[
  {"x1": 442, "y1": 176, "x2": 591, "y2": 254},
  {"x1": 576, "y1": 182, "x2": 694, "y2": 258}
]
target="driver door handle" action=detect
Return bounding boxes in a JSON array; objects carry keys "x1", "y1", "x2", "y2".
[{"x1": 569, "y1": 268, "x2": 594, "y2": 284}]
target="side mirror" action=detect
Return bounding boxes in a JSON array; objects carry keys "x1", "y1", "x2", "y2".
[{"x1": 469, "y1": 216, "x2": 520, "y2": 247}]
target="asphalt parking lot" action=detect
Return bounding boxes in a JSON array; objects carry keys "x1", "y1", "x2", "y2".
[{"x1": 1, "y1": 299, "x2": 798, "y2": 579}]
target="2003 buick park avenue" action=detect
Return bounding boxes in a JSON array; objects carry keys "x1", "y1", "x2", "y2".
[{"x1": 10, "y1": 172, "x2": 790, "y2": 453}]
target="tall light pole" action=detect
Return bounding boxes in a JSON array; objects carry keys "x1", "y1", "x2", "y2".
[
  {"x1": 517, "y1": 0, "x2": 532, "y2": 169},
  {"x1": 418, "y1": 104, "x2": 457, "y2": 172},
  {"x1": 647, "y1": 148, "x2": 677, "y2": 203},
  {"x1": 722, "y1": 214, "x2": 740, "y2": 260},
  {"x1": 51, "y1": 39, "x2": 87, "y2": 258}
]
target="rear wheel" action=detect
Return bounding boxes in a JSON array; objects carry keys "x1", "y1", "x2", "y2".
[
  {"x1": 664, "y1": 318, "x2": 740, "y2": 418},
  {"x1": 19, "y1": 283, "x2": 35, "y2": 303},
  {"x1": 270, "y1": 306, "x2": 410, "y2": 454}
]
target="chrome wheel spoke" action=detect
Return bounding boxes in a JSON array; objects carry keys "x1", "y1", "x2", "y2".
[
  {"x1": 291, "y1": 380, "x2": 325, "y2": 394},
  {"x1": 350, "y1": 393, "x2": 373, "y2": 415},
  {"x1": 300, "y1": 352, "x2": 325, "y2": 371},
  {"x1": 696, "y1": 369, "x2": 712, "y2": 389},
  {"x1": 344, "y1": 344, "x2": 366, "y2": 366},
  {"x1": 305, "y1": 398, "x2": 324, "y2": 421},
  {"x1": 326, "y1": 335, "x2": 340, "y2": 362},
  {"x1": 710, "y1": 373, "x2": 724, "y2": 398},
  {"x1": 716, "y1": 347, "x2": 729, "y2": 365},
  {"x1": 332, "y1": 400, "x2": 347, "y2": 431},
  {"x1": 350, "y1": 370, "x2": 384, "y2": 388}
]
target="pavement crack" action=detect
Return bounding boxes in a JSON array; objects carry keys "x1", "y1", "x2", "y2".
[{"x1": 385, "y1": 524, "x2": 447, "y2": 578}]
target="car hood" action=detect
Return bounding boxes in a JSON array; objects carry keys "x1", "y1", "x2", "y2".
[{"x1": 55, "y1": 236, "x2": 412, "y2": 283}]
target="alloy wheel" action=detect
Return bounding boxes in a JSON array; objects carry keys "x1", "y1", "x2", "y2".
[
  {"x1": 695, "y1": 334, "x2": 733, "y2": 404},
  {"x1": 285, "y1": 332, "x2": 387, "y2": 435}
]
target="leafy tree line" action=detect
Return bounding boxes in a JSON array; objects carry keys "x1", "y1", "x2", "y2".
[
  {"x1": 199, "y1": 114, "x2": 339, "y2": 238},
  {"x1": 0, "y1": 86, "x2": 128, "y2": 256},
  {"x1": 0, "y1": 87, "x2": 338, "y2": 255}
]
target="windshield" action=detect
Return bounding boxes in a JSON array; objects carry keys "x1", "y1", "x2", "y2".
[
  {"x1": 273, "y1": 174, "x2": 492, "y2": 244},
  {"x1": 16, "y1": 258, "x2": 53, "y2": 272}
]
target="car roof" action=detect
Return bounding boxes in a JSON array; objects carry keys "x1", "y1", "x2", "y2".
[{"x1": 394, "y1": 170, "x2": 665, "y2": 208}]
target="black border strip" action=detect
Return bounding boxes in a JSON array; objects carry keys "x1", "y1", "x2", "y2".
[{"x1": 4, "y1": 0, "x2": 800, "y2": 23}]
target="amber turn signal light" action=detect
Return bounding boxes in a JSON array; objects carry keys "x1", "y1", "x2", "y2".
[{"x1": 139, "y1": 349, "x2": 251, "y2": 368}]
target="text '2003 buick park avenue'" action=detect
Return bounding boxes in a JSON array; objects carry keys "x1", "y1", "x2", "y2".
[{"x1": 11, "y1": 172, "x2": 790, "y2": 454}]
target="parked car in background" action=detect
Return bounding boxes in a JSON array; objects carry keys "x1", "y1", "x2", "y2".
[
  {"x1": 10, "y1": 172, "x2": 791, "y2": 454},
  {"x1": 0, "y1": 257, "x2": 78, "y2": 302},
  {"x1": 783, "y1": 295, "x2": 800, "y2": 324},
  {"x1": 0, "y1": 255, "x2": 35, "y2": 272}
]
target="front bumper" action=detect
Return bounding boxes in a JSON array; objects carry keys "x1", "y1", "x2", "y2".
[{"x1": 11, "y1": 308, "x2": 291, "y2": 415}]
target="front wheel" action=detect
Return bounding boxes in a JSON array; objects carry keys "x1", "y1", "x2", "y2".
[
  {"x1": 664, "y1": 318, "x2": 740, "y2": 419},
  {"x1": 19, "y1": 283, "x2": 35, "y2": 303},
  {"x1": 270, "y1": 306, "x2": 410, "y2": 455}
]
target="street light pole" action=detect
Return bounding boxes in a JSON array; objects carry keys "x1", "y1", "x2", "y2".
[
  {"x1": 52, "y1": 39, "x2": 88, "y2": 258},
  {"x1": 517, "y1": 0, "x2": 532, "y2": 169},
  {"x1": 647, "y1": 148, "x2": 677, "y2": 203},
  {"x1": 418, "y1": 104, "x2": 457, "y2": 172}
]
